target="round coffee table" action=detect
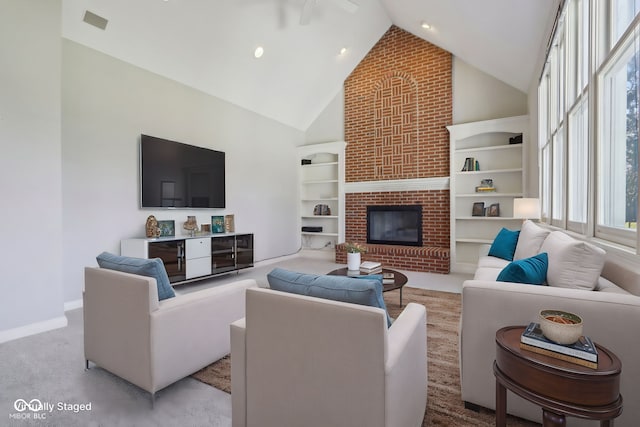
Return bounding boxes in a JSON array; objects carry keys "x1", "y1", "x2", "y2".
[
  {"x1": 494, "y1": 326, "x2": 623, "y2": 427},
  {"x1": 327, "y1": 267, "x2": 408, "y2": 306}
]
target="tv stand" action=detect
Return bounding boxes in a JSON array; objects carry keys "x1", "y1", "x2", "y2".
[{"x1": 121, "y1": 232, "x2": 253, "y2": 285}]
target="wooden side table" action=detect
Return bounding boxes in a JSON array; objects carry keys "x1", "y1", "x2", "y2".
[{"x1": 494, "y1": 326, "x2": 623, "y2": 427}]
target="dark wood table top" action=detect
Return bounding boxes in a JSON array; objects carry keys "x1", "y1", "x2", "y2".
[
  {"x1": 494, "y1": 326, "x2": 622, "y2": 423},
  {"x1": 327, "y1": 267, "x2": 408, "y2": 292}
]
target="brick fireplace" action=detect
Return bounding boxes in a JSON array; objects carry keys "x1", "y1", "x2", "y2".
[{"x1": 336, "y1": 25, "x2": 452, "y2": 273}]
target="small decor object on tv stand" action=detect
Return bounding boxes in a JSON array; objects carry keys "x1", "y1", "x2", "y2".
[
  {"x1": 183, "y1": 216, "x2": 198, "y2": 236},
  {"x1": 145, "y1": 215, "x2": 161, "y2": 238},
  {"x1": 211, "y1": 216, "x2": 225, "y2": 233},
  {"x1": 224, "y1": 214, "x2": 235, "y2": 232},
  {"x1": 158, "y1": 220, "x2": 175, "y2": 237}
]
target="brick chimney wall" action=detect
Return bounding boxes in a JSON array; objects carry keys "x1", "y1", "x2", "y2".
[{"x1": 338, "y1": 25, "x2": 452, "y2": 273}]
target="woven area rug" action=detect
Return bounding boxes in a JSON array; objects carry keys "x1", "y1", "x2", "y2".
[{"x1": 192, "y1": 287, "x2": 540, "y2": 426}]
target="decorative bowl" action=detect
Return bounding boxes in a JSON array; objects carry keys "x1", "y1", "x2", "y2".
[{"x1": 539, "y1": 309, "x2": 583, "y2": 345}]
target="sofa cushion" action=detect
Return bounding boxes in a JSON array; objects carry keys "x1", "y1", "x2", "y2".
[
  {"x1": 496, "y1": 252, "x2": 548, "y2": 285},
  {"x1": 477, "y1": 256, "x2": 511, "y2": 270},
  {"x1": 488, "y1": 228, "x2": 520, "y2": 261},
  {"x1": 539, "y1": 231, "x2": 606, "y2": 290},
  {"x1": 96, "y1": 252, "x2": 175, "y2": 300},
  {"x1": 514, "y1": 220, "x2": 550, "y2": 260},
  {"x1": 267, "y1": 268, "x2": 392, "y2": 327}
]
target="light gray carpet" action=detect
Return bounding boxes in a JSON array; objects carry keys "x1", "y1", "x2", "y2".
[{"x1": 0, "y1": 253, "x2": 464, "y2": 427}]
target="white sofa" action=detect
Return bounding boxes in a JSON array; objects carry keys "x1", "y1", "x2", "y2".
[
  {"x1": 230, "y1": 287, "x2": 428, "y2": 427},
  {"x1": 459, "y1": 221, "x2": 640, "y2": 426},
  {"x1": 83, "y1": 267, "x2": 256, "y2": 403}
]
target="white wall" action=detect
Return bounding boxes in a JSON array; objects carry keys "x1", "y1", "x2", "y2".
[
  {"x1": 452, "y1": 58, "x2": 528, "y2": 124},
  {"x1": 0, "y1": 0, "x2": 66, "y2": 338},
  {"x1": 304, "y1": 56, "x2": 529, "y2": 146},
  {"x1": 62, "y1": 40, "x2": 304, "y2": 303},
  {"x1": 304, "y1": 88, "x2": 345, "y2": 145}
]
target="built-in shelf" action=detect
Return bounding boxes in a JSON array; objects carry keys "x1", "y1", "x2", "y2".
[
  {"x1": 302, "y1": 179, "x2": 339, "y2": 184},
  {"x1": 455, "y1": 144, "x2": 523, "y2": 154},
  {"x1": 298, "y1": 142, "x2": 345, "y2": 251},
  {"x1": 456, "y1": 193, "x2": 524, "y2": 198},
  {"x1": 448, "y1": 115, "x2": 528, "y2": 274},
  {"x1": 456, "y1": 168, "x2": 523, "y2": 176},
  {"x1": 456, "y1": 216, "x2": 523, "y2": 220},
  {"x1": 456, "y1": 238, "x2": 493, "y2": 244}
]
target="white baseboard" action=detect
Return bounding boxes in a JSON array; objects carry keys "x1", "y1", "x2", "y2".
[
  {"x1": 254, "y1": 252, "x2": 301, "y2": 267},
  {"x1": 0, "y1": 316, "x2": 68, "y2": 344},
  {"x1": 64, "y1": 299, "x2": 83, "y2": 312}
]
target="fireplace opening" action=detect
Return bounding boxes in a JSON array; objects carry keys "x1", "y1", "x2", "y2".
[{"x1": 366, "y1": 205, "x2": 423, "y2": 247}]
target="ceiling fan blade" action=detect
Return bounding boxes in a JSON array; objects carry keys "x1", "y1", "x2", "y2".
[
  {"x1": 300, "y1": 0, "x2": 316, "y2": 25},
  {"x1": 329, "y1": 0, "x2": 358, "y2": 13}
]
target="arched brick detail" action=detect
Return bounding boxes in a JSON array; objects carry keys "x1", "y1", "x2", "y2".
[{"x1": 372, "y1": 72, "x2": 418, "y2": 179}]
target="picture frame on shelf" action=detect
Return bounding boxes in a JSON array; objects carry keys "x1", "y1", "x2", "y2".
[
  {"x1": 472, "y1": 202, "x2": 485, "y2": 217},
  {"x1": 211, "y1": 216, "x2": 225, "y2": 233},
  {"x1": 487, "y1": 203, "x2": 500, "y2": 217},
  {"x1": 157, "y1": 220, "x2": 175, "y2": 237}
]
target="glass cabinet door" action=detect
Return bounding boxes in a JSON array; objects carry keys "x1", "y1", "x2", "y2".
[
  {"x1": 148, "y1": 240, "x2": 185, "y2": 283},
  {"x1": 211, "y1": 235, "x2": 236, "y2": 274},
  {"x1": 235, "y1": 234, "x2": 254, "y2": 269}
]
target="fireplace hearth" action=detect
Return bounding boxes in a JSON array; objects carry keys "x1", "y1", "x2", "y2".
[{"x1": 367, "y1": 205, "x2": 422, "y2": 247}]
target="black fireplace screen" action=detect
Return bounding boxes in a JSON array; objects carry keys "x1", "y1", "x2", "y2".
[{"x1": 366, "y1": 205, "x2": 423, "y2": 246}]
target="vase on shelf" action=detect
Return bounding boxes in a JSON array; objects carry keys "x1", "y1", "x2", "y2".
[{"x1": 347, "y1": 252, "x2": 361, "y2": 271}]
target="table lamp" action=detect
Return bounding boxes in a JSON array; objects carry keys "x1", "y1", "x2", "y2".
[{"x1": 513, "y1": 198, "x2": 540, "y2": 223}]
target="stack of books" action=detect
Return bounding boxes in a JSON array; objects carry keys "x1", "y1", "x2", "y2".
[
  {"x1": 461, "y1": 157, "x2": 480, "y2": 172},
  {"x1": 382, "y1": 272, "x2": 395, "y2": 284},
  {"x1": 475, "y1": 178, "x2": 496, "y2": 193},
  {"x1": 520, "y1": 322, "x2": 598, "y2": 369},
  {"x1": 360, "y1": 261, "x2": 382, "y2": 274}
]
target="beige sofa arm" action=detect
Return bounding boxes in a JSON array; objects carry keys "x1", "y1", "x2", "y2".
[
  {"x1": 230, "y1": 318, "x2": 246, "y2": 427},
  {"x1": 460, "y1": 279, "x2": 640, "y2": 425},
  {"x1": 83, "y1": 267, "x2": 159, "y2": 392},
  {"x1": 150, "y1": 279, "x2": 257, "y2": 391},
  {"x1": 385, "y1": 303, "x2": 427, "y2": 427}
]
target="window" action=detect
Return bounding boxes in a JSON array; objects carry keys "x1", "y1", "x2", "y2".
[
  {"x1": 612, "y1": 0, "x2": 640, "y2": 46},
  {"x1": 541, "y1": 143, "x2": 551, "y2": 223},
  {"x1": 552, "y1": 128, "x2": 565, "y2": 225},
  {"x1": 597, "y1": 28, "x2": 639, "y2": 246},
  {"x1": 538, "y1": 0, "x2": 640, "y2": 252},
  {"x1": 567, "y1": 98, "x2": 589, "y2": 229}
]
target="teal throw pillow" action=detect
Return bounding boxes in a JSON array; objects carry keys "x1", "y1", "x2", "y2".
[
  {"x1": 488, "y1": 228, "x2": 520, "y2": 261},
  {"x1": 267, "y1": 268, "x2": 392, "y2": 327},
  {"x1": 497, "y1": 252, "x2": 549, "y2": 285},
  {"x1": 96, "y1": 252, "x2": 176, "y2": 301}
]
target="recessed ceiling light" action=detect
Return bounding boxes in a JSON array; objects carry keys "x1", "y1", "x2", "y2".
[
  {"x1": 340, "y1": 47, "x2": 347, "y2": 55},
  {"x1": 421, "y1": 22, "x2": 431, "y2": 30},
  {"x1": 254, "y1": 46, "x2": 264, "y2": 59}
]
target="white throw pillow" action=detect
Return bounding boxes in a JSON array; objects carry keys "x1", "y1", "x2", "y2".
[
  {"x1": 539, "y1": 231, "x2": 606, "y2": 290},
  {"x1": 514, "y1": 220, "x2": 550, "y2": 260}
]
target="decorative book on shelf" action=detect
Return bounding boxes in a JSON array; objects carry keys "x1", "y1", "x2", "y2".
[
  {"x1": 461, "y1": 157, "x2": 480, "y2": 172},
  {"x1": 520, "y1": 322, "x2": 598, "y2": 369}
]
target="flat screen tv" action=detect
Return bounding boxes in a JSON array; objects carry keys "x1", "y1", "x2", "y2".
[{"x1": 140, "y1": 134, "x2": 225, "y2": 208}]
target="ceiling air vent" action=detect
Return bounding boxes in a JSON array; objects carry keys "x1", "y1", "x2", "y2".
[{"x1": 83, "y1": 10, "x2": 108, "y2": 30}]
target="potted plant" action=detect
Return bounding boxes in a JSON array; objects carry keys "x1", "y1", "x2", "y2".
[{"x1": 344, "y1": 242, "x2": 366, "y2": 271}]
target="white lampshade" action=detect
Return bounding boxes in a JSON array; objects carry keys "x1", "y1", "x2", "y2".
[{"x1": 513, "y1": 198, "x2": 540, "y2": 220}]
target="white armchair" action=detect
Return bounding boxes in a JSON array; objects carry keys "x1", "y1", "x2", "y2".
[
  {"x1": 231, "y1": 287, "x2": 427, "y2": 427},
  {"x1": 83, "y1": 267, "x2": 256, "y2": 403}
]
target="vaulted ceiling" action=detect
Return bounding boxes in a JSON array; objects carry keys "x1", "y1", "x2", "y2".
[{"x1": 62, "y1": 0, "x2": 558, "y2": 131}]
